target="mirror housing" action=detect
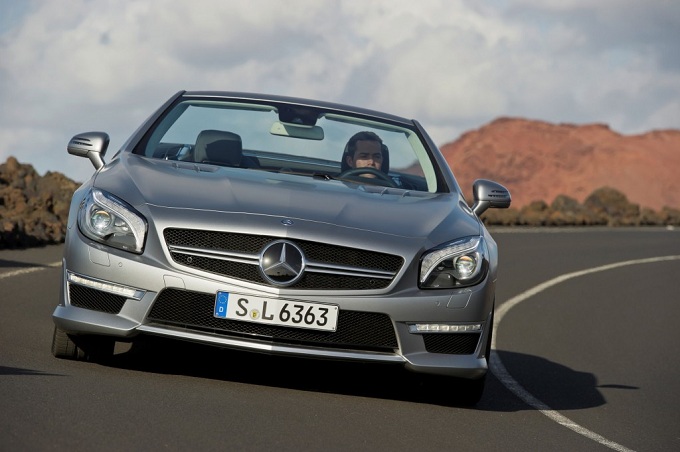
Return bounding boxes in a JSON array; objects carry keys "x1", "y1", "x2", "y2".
[
  {"x1": 471, "y1": 179, "x2": 511, "y2": 216},
  {"x1": 67, "y1": 132, "x2": 110, "y2": 170}
]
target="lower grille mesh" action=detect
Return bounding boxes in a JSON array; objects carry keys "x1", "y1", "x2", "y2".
[
  {"x1": 147, "y1": 288, "x2": 398, "y2": 352},
  {"x1": 422, "y1": 333, "x2": 481, "y2": 354},
  {"x1": 68, "y1": 284, "x2": 127, "y2": 314}
]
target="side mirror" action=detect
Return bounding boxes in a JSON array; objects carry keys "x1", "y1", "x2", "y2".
[
  {"x1": 67, "y1": 132, "x2": 110, "y2": 170},
  {"x1": 471, "y1": 179, "x2": 511, "y2": 216}
]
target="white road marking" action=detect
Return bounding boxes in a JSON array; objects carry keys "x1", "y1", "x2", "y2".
[
  {"x1": 0, "y1": 261, "x2": 61, "y2": 280},
  {"x1": 491, "y1": 255, "x2": 680, "y2": 452}
]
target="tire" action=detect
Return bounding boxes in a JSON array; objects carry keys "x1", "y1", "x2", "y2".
[
  {"x1": 456, "y1": 375, "x2": 487, "y2": 406},
  {"x1": 448, "y1": 307, "x2": 495, "y2": 406},
  {"x1": 484, "y1": 307, "x2": 494, "y2": 361},
  {"x1": 51, "y1": 326, "x2": 115, "y2": 362},
  {"x1": 419, "y1": 373, "x2": 487, "y2": 407}
]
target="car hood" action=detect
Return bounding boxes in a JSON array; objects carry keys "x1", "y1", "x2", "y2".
[{"x1": 93, "y1": 153, "x2": 480, "y2": 239}]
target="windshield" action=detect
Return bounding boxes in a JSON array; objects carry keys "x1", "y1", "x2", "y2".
[{"x1": 137, "y1": 99, "x2": 441, "y2": 192}]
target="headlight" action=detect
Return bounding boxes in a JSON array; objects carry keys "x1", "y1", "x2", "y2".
[
  {"x1": 419, "y1": 236, "x2": 488, "y2": 289},
  {"x1": 78, "y1": 189, "x2": 147, "y2": 254}
]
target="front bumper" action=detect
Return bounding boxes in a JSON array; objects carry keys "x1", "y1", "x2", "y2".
[{"x1": 53, "y1": 237, "x2": 495, "y2": 379}]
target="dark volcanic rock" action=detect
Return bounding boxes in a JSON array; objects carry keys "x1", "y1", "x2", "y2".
[{"x1": 0, "y1": 157, "x2": 79, "y2": 248}]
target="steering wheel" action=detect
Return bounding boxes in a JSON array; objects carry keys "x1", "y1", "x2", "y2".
[{"x1": 338, "y1": 167, "x2": 396, "y2": 187}]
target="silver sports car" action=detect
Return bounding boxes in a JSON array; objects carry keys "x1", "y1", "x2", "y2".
[{"x1": 52, "y1": 91, "x2": 511, "y2": 405}]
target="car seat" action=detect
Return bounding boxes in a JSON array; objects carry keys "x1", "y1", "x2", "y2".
[{"x1": 194, "y1": 130, "x2": 243, "y2": 166}]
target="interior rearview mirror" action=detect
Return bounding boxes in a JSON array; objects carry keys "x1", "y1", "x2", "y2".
[{"x1": 270, "y1": 122, "x2": 324, "y2": 140}]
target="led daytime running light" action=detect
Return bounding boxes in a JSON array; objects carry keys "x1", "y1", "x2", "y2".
[
  {"x1": 410, "y1": 323, "x2": 482, "y2": 333},
  {"x1": 67, "y1": 272, "x2": 145, "y2": 300}
]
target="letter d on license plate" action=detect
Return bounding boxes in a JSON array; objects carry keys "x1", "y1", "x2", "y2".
[{"x1": 214, "y1": 291, "x2": 338, "y2": 332}]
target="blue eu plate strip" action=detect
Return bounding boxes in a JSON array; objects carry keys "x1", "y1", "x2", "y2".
[{"x1": 214, "y1": 291, "x2": 229, "y2": 318}]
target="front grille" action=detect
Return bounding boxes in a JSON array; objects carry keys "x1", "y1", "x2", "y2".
[
  {"x1": 422, "y1": 333, "x2": 481, "y2": 354},
  {"x1": 68, "y1": 284, "x2": 127, "y2": 314},
  {"x1": 164, "y1": 228, "x2": 404, "y2": 290},
  {"x1": 147, "y1": 288, "x2": 398, "y2": 352}
]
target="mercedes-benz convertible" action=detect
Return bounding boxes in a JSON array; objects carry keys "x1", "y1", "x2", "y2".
[{"x1": 52, "y1": 91, "x2": 511, "y2": 405}]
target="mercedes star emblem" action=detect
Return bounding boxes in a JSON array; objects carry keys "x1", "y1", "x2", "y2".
[{"x1": 259, "y1": 240, "x2": 306, "y2": 286}]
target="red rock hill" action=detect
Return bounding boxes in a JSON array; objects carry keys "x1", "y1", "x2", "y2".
[{"x1": 440, "y1": 118, "x2": 680, "y2": 210}]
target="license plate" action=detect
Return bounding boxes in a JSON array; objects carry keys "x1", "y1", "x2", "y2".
[{"x1": 214, "y1": 291, "x2": 338, "y2": 332}]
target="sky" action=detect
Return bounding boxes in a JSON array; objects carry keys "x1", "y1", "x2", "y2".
[{"x1": 1, "y1": 0, "x2": 678, "y2": 183}]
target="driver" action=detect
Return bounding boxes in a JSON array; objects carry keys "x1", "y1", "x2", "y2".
[
  {"x1": 342, "y1": 131, "x2": 385, "y2": 177},
  {"x1": 340, "y1": 131, "x2": 413, "y2": 189}
]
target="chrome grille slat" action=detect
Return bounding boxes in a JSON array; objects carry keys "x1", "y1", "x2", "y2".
[
  {"x1": 168, "y1": 245, "x2": 259, "y2": 265},
  {"x1": 305, "y1": 262, "x2": 395, "y2": 279},
  {"x1": 169, "y1": 245, "x2": 395, "y2": 278},
  {"x1": 164, "y1": 228, "x2": 404, "y2": 290}
]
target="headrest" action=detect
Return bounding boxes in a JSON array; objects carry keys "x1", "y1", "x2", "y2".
[{"x1": 194, "y1": 130, "x2": 242, "y2": 166}]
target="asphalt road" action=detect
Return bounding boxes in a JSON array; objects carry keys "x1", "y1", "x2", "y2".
[{"x1": 1, "y1": 228, "x2": 679, "y2": 451}]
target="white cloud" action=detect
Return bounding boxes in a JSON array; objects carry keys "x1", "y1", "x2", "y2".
[{"x1": 0, "y1": 0, "x2": 678, "y2": 183}]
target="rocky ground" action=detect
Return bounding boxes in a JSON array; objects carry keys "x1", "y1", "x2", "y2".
[
  {"x1": 1, "y1": 156, "x2": 679, "y2": 249},
  {"x1": 481, "y1": 187, "x2": 680, "y2": 227}
]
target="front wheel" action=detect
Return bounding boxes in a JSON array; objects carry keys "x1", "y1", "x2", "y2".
[
  {"x1": 437, "y1": 307, "x2": 494, "y2": 406},
  {"x1": 51, "y1": 327, "x2": 115, "y2": 362},
  {"x1": 456, "y1": 307, "x2": 494, "y2": 406},
  {"x1": 455, "y1": 375, "x2": 487, "y2": 406}
]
